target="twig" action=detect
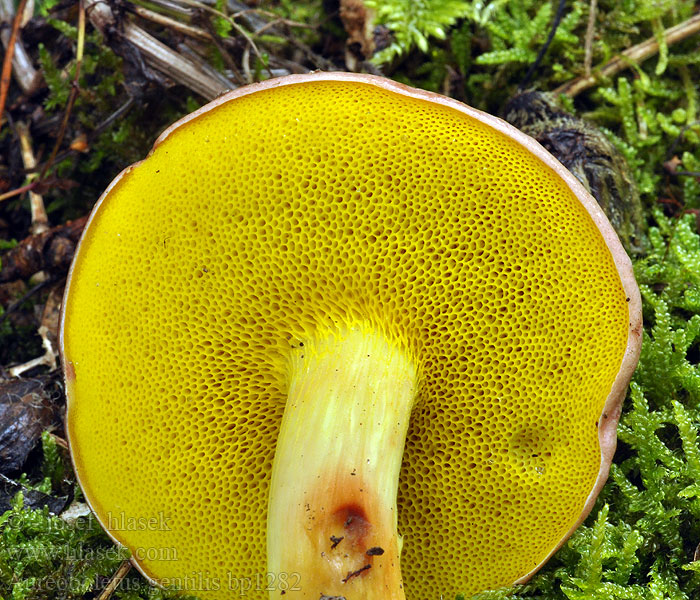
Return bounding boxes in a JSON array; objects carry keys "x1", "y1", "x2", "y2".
[
  {"x1": 48, "y1": 432, "x2": 69, "y2": 449},
  {"x1": 174, "y1": 0, "x2": 272, "y2": 77},
  {"x1": 0, "y1": 0, "x2": 29, "y2": 131},
  {"x1": 39, "y1": 0, "x2": 86, "y2": 180},
  {"x1": 176, "y1": 42, "x2": 235, "y2": 89},
  {"x1": 9, "y1": 323, "x2": 58, "y2": 376},
  {"x1": 172, "y1": 0, "x2": 328, "y2": 71},
  {"x1": 16, "y1": 121, "x2": 49, "y2": 235},
  {"x1": 0, "y1": 180, "x2": 39, "y2": 203},
  {"x1": 556, "y1": 12, "x2": 700, "y2": 97},
  {"x1": 130, "y1": 4, "x2": 212, "y2": 42},
  {"x1": 137, "y1": 0, "x2": 194, "y2": 18},
  {"x1": 96, "y1": 560, "x2": 132, "y2": 600},
  {"x1": 223, "y1": 0, "x2": 270, "y2": 33},
  {"x1": 249, "y1": 19, "x2": 283, "y2": 36},
  {"x1": 584, "y1": 0, "x2": 597, "y2": 77},
  {"x1": 232, "y1": 8, "x2": 314, "y2": 31},
  {"x1": 667, "y1": 120, "x2": 700, "y2": 158},
  {"x1": 0, "y1": 277, "x2": 56, "y2": 327},
  {"x1": 519, "y1": 0, "x2": 567, "y2": 90},
  {"x1": 241, "y1": 45, "x2": 251, "y2": 83},
  {"x1": 86, "y1": 0, "x2": 231, "y2": 99},
  {"x1": 93, "y1": 96, "x2": 136, "y2": 136},
  {"x1": 122, "y1": 21, "x2": 230, "y2": 98},
  {"x1": 0, "y1": 0, "x2": 42, "y2": 94},
  {"x1": 197, "y1": 14, "x2": 244, "y2": 84}
]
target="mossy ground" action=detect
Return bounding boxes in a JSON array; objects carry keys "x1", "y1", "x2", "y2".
[{"x1": 1, "y1": 0, "x2": 700, "y2": 598}]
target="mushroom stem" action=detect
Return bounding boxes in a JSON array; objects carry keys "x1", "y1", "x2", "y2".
[{"x1": 267, "y1": 323, "x2": 417, "y2": 600}]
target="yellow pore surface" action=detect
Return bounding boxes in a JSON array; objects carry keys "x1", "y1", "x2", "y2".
[{"x1": 63, "y1": 79, "x2": 630, "y2": 599}]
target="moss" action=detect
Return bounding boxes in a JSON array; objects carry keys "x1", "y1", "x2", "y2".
[
  {"x1": 0, "y1": 436, "x2": 197, "y2": 600},
  {"x1": 365, "y1": 0, "x2": 474, "y2": 63}
]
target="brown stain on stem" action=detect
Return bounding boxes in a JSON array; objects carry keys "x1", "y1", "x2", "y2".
[{"x1": 295, "y1": 470, "x2": 404, "y2": 598}]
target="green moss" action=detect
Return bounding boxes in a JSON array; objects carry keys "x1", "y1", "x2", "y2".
[
  {"x1": 365, "y1": 0, "x2": 473, "y2": 63},
  {"x1": 0, "y1": 494, "x2": 127, "y2": 599},
  {"x1": 0, "y1": 437, "x2": 196, "y2": 600}
]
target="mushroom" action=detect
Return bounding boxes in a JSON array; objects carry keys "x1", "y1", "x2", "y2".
[{"x1": 60, "y1": 73, "x2": 642, "y2": 600}]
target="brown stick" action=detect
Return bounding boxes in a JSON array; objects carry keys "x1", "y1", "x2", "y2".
[
  {"x1": 86, "y1": 0, "x2": 232, "y2": 99},
  {"x1": 121, "y1": 21, "x2": 232, "y2": 98},
  {"x1": 0, "y1": 180, "x2": 38, "y2": 203},
  {"x1": 555, "y1": 12, "x2": 700, "y2": 97},
  {"x1": 39, "y1": 0, "x2": 86, "y2": 180},
  {"x1": 173, "y1": 0, "x2": 272, "y2": 77},
  {"x1": 0, "y1": 0, "x2": 42, "y2": 94},
  {"x1": 130, "y1": 4, "x2": 213, "y2": 42},
  {"x1": 96, "y1": 560, "x2": 132, "y2": 600},
  {"x1": 48, "y1": 432, "x2": 69, "y2": 449},
  {"x1": 583, "y1": 0, "x2": 597, "y2": 77},
  {"x1": 0, "y1": 0, "x2": 29, "y2": 130}
]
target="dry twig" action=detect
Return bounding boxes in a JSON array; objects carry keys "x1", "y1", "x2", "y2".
[
  {"x1": 130, "y1": 4, "x2": 212, "y2": 43},
  {"x1": 86, "y1": 0, "x2": 232, "y2": 99},
  {"x1": 197, "y1": 13, "x2": 245, "y2": 84},
  {"x1": 0, "y1": 0, "x2": 29, "y2": 130},
  {"x1": 16, "y1": 121, "x2": 48, "y2": 235},
  {"x1": 177, "y1": 42, "x2": 238, "y2": 88},
  {"x1": 175, "y1": 0, "x2": 272, "y2": 77},
  {"x1": 0, "y1": 180, "x2": 38, "y2": 204},
  {"x1": 230, "y1": 7, "x2": 313, "y2": 32},
  {"x1": 556, "y1": 12, "x2": 700, "y2": 97},
  {"x1": 0, "y1": 0, "x2": 42, "y2": 95},
  {"x1": 96, "y1": 561, "x2": 133, "y2": 600},
  {"x1": 9, "y1": 322, "x2": 58, "y2": 376},
  {"x1": 122, "y1": 21, "x2": 233, "y2": 97},
  {"x1": 39, "y1": 0, "x2": 86, "y2": 180},
  {"x1": 48, "y1": 432, "x2": 69, "y2": 450},
  {"x1": 584, "y1": 0, "x2": 597, "y2": 77}
]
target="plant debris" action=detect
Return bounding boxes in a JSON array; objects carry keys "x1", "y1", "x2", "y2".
[
  {"x1": 0, "y1": 375, "x2": 61, "y2": 475},
  {"x1": 0, "y1": 216, "x2": 87, "y2": 284}
]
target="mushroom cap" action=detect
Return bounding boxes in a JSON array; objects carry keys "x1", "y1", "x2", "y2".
[{"x1": 61, "y1": 73, "x2": 642, "y2": 598}]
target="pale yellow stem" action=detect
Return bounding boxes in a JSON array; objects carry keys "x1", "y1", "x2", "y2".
[{"x1": 267, "y1": 323, "x2": 417, "y2": 600}]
